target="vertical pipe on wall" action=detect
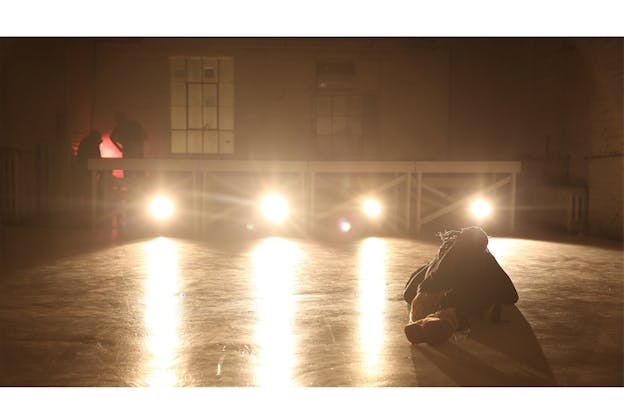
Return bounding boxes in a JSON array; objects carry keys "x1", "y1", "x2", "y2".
[
  {"x1": 192, "y1": 169, "x2": 198, "y2": 235},
  {"x1": 510, "y1": 172, "x2": 517, "y2": 234},
  {"x1": 89, "y1": 39, "x2": 98, "y2": 131},
  {"x1": 415, "y1": 171, "x2": 422, "y2": 235},
  {"x1": 309, "y1": 171, "x2": 316, "y2": 234},
  {"x1": 201, "y1": 171, "x2": 208, "y2": 232},
  {"x1": 447, "y1": 42, "x2": 453, "y2": 160},
  {"x1": 300, "y1": 171, "x2": 306, "y2": 234},
  {"x1": 91, "y1": 168, "x2": 97, "y2": 230},
  {"x1": 405, "y1": 171, "x2": 412, "y2": 233}
]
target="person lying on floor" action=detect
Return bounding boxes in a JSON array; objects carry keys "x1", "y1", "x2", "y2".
[{"x1": 403, "y1": 226, "x2": 518, "y2": 346}]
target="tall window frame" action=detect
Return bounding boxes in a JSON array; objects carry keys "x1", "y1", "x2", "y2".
[
  {"x1": 313, "y1": 59, "x2": 378, "y2": 159},
  {"x1": 169, "y1": 56, "x2": 235, "y2": 155},
  {"x1": 312, "y1": 92, "x2": 378, "y2": 159}
]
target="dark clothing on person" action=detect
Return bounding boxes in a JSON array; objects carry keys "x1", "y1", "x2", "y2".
[
  {"x1": 76, "y1": 130, "x2": 102, "y2": 171},
  {"x1": 110, "y1": 115, "x2": 145, "y2": 158},
  {"x1": 74, "y1": 130, "x2": 103, "y2": 214},
  {"x1": 403, "y1": 226, "x2": 518, "y2": 321}
]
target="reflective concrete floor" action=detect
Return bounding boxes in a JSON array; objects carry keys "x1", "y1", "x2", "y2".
[{"x1": 0, "y1": 226, "x2": 622, "y2": 386}]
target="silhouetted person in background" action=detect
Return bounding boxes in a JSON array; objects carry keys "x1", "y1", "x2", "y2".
[
  {"x1": 76, "y1": 129, "x2": 102, "y2": 170},
  {"x1": 403, "y1": 226, "x2": 519, "y2": 346},
  {"x1": 110, "y1": 112, "x2": 146, "y2": 159},
  {"x1": 109, "y1": 112, "x2": 146, "y2": 226},
  {"x1": 75, "y1": 130, "x2": 103, "y2": 213}
]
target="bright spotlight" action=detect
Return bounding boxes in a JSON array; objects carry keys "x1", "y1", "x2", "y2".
[
  {"x1": 471, "y1": 198, "x2": 492, "y2": 219},
  {"x1": 149, "y1": 196, "x2": 174, "y2": 221},
  {"x1": 362, "y1": 198, "x2": 382, "y2": 218},
  {"x1": 260, "y1": 194, "x2": 289, "y2": 224},
  {"x1": 339, "y1": 219, "x2": 352, "y2": 233}
]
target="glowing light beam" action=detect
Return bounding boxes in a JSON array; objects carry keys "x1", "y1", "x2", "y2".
[
  {"x1": 470, "y1": 198, "x2": 492, "y2": 219},
  {"x1": 260, "y1": 194, "x2": 289, "y2": 224},
  {"x1": 339, "y1": 219, "x2": 352, "y2": 233},
  {"x1": 362, "y1": 198, "x2": 382, "y2": 218},
  {"x1": 149, "y1": 196, "x2": 174, "y2": 221}
]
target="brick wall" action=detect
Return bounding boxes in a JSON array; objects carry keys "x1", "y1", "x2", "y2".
[
  {"x1": 588, "y1": 156, "x2": 623, "y2": 239},
  {"x1": 521, "y1": 39, "x2": 623, "y2": 239},
  {"x1": 581, "y1": 39, "x2": 623, "y2": 239}
]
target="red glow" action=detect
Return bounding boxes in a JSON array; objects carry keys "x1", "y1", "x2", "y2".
[{"x1": 99, "y1": 135, "x2": 124, "y2": 178}]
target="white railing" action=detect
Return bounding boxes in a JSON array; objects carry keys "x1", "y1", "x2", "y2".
[{"x1": 88, "y1": 159, "x2": 522, "y2": 234}]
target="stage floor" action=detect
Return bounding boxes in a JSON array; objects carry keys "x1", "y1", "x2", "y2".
[{"x1": 0, "y1": 226, "x2": 622, "y2": 386}]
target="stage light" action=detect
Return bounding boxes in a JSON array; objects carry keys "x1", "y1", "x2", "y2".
[
  {"x1": 362, "y1": 198, "x2": 382, "y2": 218},
  {"x1": 149, "y1": 196, "x2": 174, "y2": 221},
  {"x1": 339, "y1": 219, "x2": 352, "y2": 233},
  {"x1": 260, "y1": 194, "x2": 289, "y2": 224},
  {"x1": 470, "y1": 198, "x2": 492, "y2": 219}
]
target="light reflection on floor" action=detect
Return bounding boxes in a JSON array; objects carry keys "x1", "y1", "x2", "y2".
[
  {"x1": 486, "y1": 238, "x2": 518, "y2": 267},
  {"x1": 0, "y1": 228, "x2": 621, "y2": 387},
  {"x1": 143, "y1": 237, "x2": 181, "y2": 386},
  {"x1": 357, "y1": 238, "x2": 386, "y2": 378},
  {"x1": 251, "y1": 237, "x2": 301, "y2": 387}
]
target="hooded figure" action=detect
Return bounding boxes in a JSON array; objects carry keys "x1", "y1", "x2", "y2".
[
  {"x1": 403, "y1": 226, "x2": 518, "y2": 345},
  {"x1": 110, "y1": 112, "x2": 145, "y2": 159}
]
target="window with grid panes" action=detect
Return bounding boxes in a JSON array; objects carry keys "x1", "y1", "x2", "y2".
[
  {"x1": 169, "y1": 57, "x2": 234, "y2": 154},
  {"x1": 313, "y1": 94, "x2": 376, "y2": 155},
  {"x1": 313, "y1": 60, "x2": 377, "y2": 158}
]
